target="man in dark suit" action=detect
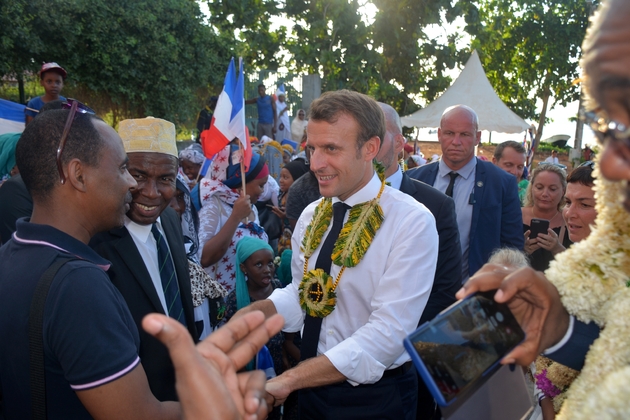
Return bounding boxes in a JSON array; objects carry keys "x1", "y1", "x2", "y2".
[
  {"x1": 407, "y1": 105, "x2": 523, "y2": 282},
  {"x1": 91, "y1": 117, "x2": 197, "y2": 402},
  {"x1": 378, "y1": 103, "x2": 462, "y2": 419},
  {"x1": 377, "y1": 103, "x2": 462, "y2": 324}
]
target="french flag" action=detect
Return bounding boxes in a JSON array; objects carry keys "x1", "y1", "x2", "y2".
[
  {"x1": 0, "y1": 99, "x2": 26, "y2": 135},
  {"x1": 201, "y1": 58, "x2": 251, "y2": 169}
]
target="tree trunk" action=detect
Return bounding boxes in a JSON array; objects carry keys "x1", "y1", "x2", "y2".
[
  {"x1": 534, "y1": 80, "x2": 552, "y2": 146},
  {"x1": 18, "y1": 73, "x2": 25, "y2": 104},
  {"x1": 573, "y1": 93, "x2": 584, "y2": 151}
]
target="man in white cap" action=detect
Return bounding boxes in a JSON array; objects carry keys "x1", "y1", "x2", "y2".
[{"x1": 91, "y1": 117, "x2": 197, "y2": 402}]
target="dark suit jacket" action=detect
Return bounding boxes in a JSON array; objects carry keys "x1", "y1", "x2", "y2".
[
  {"x1": 546, "y1": 319, "x2": 600, "y2": 371},
  {"x1": 407, "y1": 159, "x2": 524, "y2": 276},
  {"x1": 90, "y1": 207, "x2": 196, "y2": 402},
  {"x1": 399, "y1": 173, "x2": 462, "y2": 324}
]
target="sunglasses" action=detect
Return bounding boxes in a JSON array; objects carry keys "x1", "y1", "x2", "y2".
[
  {"x1": 580, "y1": 109, "x2": 630, "y2": 149},
  {"x1": 57, "y1": 99, "x2": 96, "y2": 184}
]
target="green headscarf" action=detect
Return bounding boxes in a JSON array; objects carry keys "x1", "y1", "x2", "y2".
[
  {"x1": 235, "y1": 237, "x2": 274, "y2": 311},
  {"x1": 0, "y1": 133, "x2": 21, "y2": 179},
  {"x1": 277, "y1": 249, "x2": 293, "y2": 287}
]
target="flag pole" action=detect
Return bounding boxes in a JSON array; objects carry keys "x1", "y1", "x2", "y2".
[{"x1": 239, "y1": 139, "x2": 246, "y2": 192}]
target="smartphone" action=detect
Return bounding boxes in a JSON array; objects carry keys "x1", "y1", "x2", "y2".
[
  {"x1": 403, "y1": 291, "x2": 525, "y2": 407},
  {"x1": 529, "y1": 218, "x2": 550, "y2": 239}
]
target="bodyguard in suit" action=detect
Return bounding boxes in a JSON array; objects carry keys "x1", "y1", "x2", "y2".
[
  {"x1": 91, "y1": 117, "x2": 197, "y2": 402},
  {"x1": 377, "y1": 103, "x2": 462, "y2": 419},
  {"x1": 377, "y1": 103, "x2": 462, "y2": 324},
  {"x1": 407, "y1": 105, "x2": 523, "y2": 282}
]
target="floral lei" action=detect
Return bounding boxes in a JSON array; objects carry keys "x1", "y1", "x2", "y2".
[
  {"x1": 298, "y1": 163, "x2": 386, "y2": 318},
  {"x1": 543, "y1": 154, "x2": 630, "y2": 419}
]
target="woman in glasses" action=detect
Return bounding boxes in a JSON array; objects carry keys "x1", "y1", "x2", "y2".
[{"x1": 522, "y1": 164, "x2": 571, "y2": 271}]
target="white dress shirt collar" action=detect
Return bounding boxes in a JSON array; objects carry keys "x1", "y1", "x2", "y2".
[
  {"x1": 438, "y1": 155, "x2": 477, "y2": 180},
  {"x1": 332, "y1": 171, "x2": 381, "y2": 208},
  {"x1": 386, "y1": 167, "x2": 403, "y2": 191}
]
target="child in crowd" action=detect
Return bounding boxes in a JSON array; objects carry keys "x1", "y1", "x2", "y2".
[
  {"x1": 25, "y1": 63, "x2": 67, "y2": 125},
  {"x1": 222, "y1": 237, "x2": 284, "y2": 420}
]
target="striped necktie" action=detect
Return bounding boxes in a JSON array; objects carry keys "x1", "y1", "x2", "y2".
[{"x1": 151, "y1": 223, "x2": 186, "y2": 326}]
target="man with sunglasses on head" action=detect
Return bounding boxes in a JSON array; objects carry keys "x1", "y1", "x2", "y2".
[
  {"x1": 0, "y1": 106, "x2": 280, "y2": 419},
  {"x1": 0, "y1": 106, "x2": 185, "y2": 418},
  {"x1": 457, "y1": 0, "x2": 630, "y2": 412}
]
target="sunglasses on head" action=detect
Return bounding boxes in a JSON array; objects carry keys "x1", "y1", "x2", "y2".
[{"x1": 56, "y1": 99, "x2": 96, "y2": 184}]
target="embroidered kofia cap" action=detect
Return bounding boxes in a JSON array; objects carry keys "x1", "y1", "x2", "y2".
[{"x1": 118, "y1": 117, "x2": 178, "y2": 157}]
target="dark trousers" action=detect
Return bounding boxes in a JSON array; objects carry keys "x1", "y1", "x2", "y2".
[{"x1": 298, "y1": 365, "x2": 418, "y2": 420}]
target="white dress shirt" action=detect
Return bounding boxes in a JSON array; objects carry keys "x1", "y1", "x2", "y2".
[
  {"x1": 125, "y1": 216, "x2": 170, "y2": 314},
  {"x1": 269, "y1": 172, "x2": 438, "y2": 385}
]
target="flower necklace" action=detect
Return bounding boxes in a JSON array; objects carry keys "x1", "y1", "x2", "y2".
[
  {"x1": 298, "y1": 164, "x2": 386, "y2": 318},
  {"x1": 543, "y1": 155, "x2": 630, "y2": 419}
]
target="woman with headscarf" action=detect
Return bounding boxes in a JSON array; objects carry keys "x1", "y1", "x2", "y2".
[
  {"x1": 275, "y1": 88, "x2": 291, "y2": 143},
  {"x1": 170, "y1": 173, "x2": 227, "y2": 339},
  {"x1": 223, "y1": 236, "x2": 284, "y2": 419},
  {"x1": 290, "y1": 109, "x2": 307, "y2": 143},
  {"x1": 179, "y1": 143, "x2": 206, "y2": 187},
  {"x1": 0, "y1": 133, "x2": 21, "y2": 183},
  {"x1": 197, "y1": 144, "x2": 270, "y2": 292}
]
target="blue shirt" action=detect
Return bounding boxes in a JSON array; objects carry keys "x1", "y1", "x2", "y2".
[
  {"x1": 435, "y1": 157, "x2": 477, "y2": 283},
  {"x1": 0, "y1": 219, "x2": 140, "y2": 419},
  {"x1": 25, "y1": 95, "x2": 67, "y2": 118},
  {"x1": 257, "y1": 95, "x2": 274, "y2": 124}
]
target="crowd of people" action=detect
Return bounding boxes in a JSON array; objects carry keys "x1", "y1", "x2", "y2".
[{"x1": 1, "y1": 0, "x2": 629, "y2": 418}]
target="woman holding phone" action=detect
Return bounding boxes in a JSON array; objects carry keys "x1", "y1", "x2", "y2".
[{"x1": 521, "y1": 164, "x2": 571, "y2": 271}]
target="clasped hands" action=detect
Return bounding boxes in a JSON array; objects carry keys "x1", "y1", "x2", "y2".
[{"x1": 143, "y1": 311, "x2": 284, "y2": 420}]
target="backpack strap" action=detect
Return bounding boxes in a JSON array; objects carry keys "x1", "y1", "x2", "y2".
[{"x1": 29, "y1": 257, "x2": 76, "y2": 420}]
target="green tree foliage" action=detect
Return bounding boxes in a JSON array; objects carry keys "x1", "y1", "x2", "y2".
[
  {"x1": 283, "y1": 0, "x2": 383, "y2": 94},
  {"x1": 0, "y1": 0, "x2": 43, "y2": 78},
  {"x1": 205, "y1": 0, "x2": 285, "y2": 70},
  {"x1": 371, "y1": 0, "x2": 465, "y2": 115},
  {"x1": 464, "y1": 0, "x2": 594, "y2": 140},
  {"x1": 1, "y1": 0, "x2": 234, "y2": 126}
]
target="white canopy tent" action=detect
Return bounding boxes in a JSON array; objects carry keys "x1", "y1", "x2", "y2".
[{"x1": 401, "y1": 50, "x2": 531, "y2": 134}]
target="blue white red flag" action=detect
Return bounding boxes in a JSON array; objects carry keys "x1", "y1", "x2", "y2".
[
  {"x1": 201, "y1": 58, "x2": 251, "y2": 169},
  {"x1": 0, "y1": 99, "x2": 26, "y2": 135}
]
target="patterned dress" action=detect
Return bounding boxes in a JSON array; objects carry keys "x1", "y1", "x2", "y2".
[{"x1": 197, "y1": 195, "x2": 267, "y2": 293}]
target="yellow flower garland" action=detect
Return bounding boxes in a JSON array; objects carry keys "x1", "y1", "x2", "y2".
[
  {"x1": 544, "y1": 154, "x2": 630, "y2": 419},
  {"x1": 298, "y1": 165, "x2": 386, "y2": 318}
]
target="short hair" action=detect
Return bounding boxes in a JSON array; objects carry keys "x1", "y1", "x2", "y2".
[
  {"x1": 258, "y1": 84, "x2": 265, "y2": 89},
  {"x1": 38, "y1": 99, "x2": 66, "y2": 115},
  {"x1": 378, "y1": 103, "x2": 402, "y2": 135},
  {"x1": 16, "y1": 109, "x2": 104, "y2": 201},
  {"x1": 494, "y1": 141, "x2": 526, "y2": 161},
  {"x1": 488, "y1": 248, "x2": 529, "y2": 269},
  {"x1": 441, "y1": 105, "x2": 479, "y2": 133},
  {"x1": 567, "y1": 164, "x2": 596, "y2": 187},
  {"x1": 524, "y1": 164, "x2": 568, "y2": 210},
  {"x1": 309, "y1": 90, "x2": 385, "y2": 151}
]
